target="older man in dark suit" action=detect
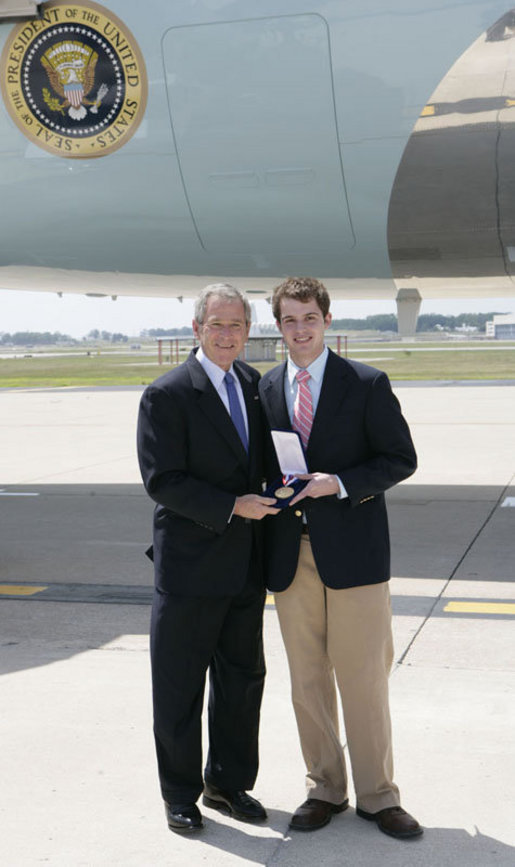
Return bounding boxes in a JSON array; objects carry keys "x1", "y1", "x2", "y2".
[
  {"x1": 259, "y1": 277, "x2": 422, "y2": 840},
  {"x1": 137, "y1": 284, "x2": 278, "y2": 834}
]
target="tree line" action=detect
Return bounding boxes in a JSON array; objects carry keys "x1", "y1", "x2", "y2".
[
  {"x1": 0, "y1": 330, "x2": 128, "y2": 345},
  {"x1": 330, "y1": 312, "x2": 502, "y2": 332},
  {"x1": 0, "y1": 331, "x2": 76, "y2": 345}
]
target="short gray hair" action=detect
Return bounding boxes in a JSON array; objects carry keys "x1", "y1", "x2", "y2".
[{"x1": 194, "y1": 283, "x2": 251, "y2": 325}]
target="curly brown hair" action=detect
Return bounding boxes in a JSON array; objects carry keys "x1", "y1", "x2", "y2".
[{"x1": 271, "y1": 277, "x2": 330, "y2": 321}]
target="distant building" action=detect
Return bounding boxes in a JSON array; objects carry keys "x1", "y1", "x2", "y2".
[
  {"x1": 243, "y1": 336, "x2": 280, "y2": 362},
  {"x1": 485, "y1": 313, "x2": 515, "y2": 339},
  {"x1": 455, "y1": 324, "x2": 478, "y2": 333}
]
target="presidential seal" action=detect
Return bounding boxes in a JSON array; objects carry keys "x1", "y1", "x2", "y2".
[{"x1": 0, "y1": 0, "x2": 147, "y2": 157}]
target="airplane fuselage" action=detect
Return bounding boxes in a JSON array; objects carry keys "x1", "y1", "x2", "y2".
[{"x1": 1, "y1": 0, "x2": 514, "y2": 304}]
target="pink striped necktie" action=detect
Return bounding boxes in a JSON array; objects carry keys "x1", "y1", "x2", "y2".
[{"x1": 292, "y1": 369, "x2": 313, "y2": 449}]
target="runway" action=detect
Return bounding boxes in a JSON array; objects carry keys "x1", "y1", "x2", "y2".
[{"x1": 0, "y1": 383, "x2": 514, "y2": 865}]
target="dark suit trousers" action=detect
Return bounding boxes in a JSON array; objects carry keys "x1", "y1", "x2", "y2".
[{"x1": 150, "y1": 558, "x2": 266, "y2": 804}]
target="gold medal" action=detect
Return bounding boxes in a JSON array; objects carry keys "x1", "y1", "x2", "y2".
[{"x1": 275, "y1": 485, "x2": 294, "y2": 499}]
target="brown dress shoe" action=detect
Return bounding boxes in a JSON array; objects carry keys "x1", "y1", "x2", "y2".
[
  {"x1": 356, "y1": 805, "x2": 423, "y2": 839},
  {"x1": 289, "y1": 798, "x2": 349, "y2": 832}
]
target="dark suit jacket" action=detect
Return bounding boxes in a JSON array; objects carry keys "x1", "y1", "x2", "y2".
[
  {"x1": 259, "y1": 350, "x2": 417, "y2": 591},
  {"x1": 137, "y1": 350, "x2": 265, "y2": 596}
]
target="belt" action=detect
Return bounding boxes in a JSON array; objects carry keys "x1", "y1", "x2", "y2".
[{"x1": 301, "y1": 524, "x2": 309, "y2": 535}]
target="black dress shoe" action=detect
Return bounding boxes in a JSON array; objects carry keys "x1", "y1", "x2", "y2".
[
  {"x1": 203, "y1": 784, "x2": 267, "y2": 822},
  {"x1": 165, "y1": 802, "x2": 203, "y2": 833},
  {"x1": 289, "y1": 798, "x2": 349, "y2": 832},
  {"x1": 356, "y1": 805, "x2": 423, "y2": 839}
]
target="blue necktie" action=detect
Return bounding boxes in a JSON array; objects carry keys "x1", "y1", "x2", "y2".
[{"x1": 224, "y1": 371, "x2": 248, "y2": 452}]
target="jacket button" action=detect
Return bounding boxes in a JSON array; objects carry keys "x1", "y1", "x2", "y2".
[{"x1": 295, "y1": 510, "x2": 302, "y2": 517}]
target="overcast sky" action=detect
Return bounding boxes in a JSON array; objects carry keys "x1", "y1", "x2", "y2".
[{"x1": 1, "y1": 289, "x2": 513, "y2": 339}]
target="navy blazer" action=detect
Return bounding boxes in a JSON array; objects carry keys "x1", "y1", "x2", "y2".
[
  {"x1": 137, "y1": 351, "x2": 265, "y2": 596},
  {"x1": 259, "y1": 350, "x2": 417, "y2": 591}
]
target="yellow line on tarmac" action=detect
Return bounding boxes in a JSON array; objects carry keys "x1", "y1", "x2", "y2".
[
  {"x1": 0, "y1": 585, "x2": 48, "y2": 596},
  {"x1": 444, "y1": 601, "x2": 515, "y2": 615}
]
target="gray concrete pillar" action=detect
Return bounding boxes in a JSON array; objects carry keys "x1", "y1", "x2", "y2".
[{"x1": 396, "y1": 287, "x2": 422, "y2": 338}]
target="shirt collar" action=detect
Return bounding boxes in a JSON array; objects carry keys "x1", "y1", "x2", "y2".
[
  {"x1": 287, "y1": 345, "x2": 328, "y2": 387},
  {"x1": 196, "y1": 346, "x2": 235, "y2": 390}
]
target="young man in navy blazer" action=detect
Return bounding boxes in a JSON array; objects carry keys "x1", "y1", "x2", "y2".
[
  {"x1": 137, "y1": 284, "x2": 278, "y2": 833},
  {"x1": 259, "y1": 277, "x2": 422, "y2": 840}
]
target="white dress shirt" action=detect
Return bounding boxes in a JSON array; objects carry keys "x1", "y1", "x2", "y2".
[
  {"x1": 196, "y1": 346, "x2": 249, "y2": 439},
  {"x1": 284, "y1": 346, "x2": 347, "y2": 500}
]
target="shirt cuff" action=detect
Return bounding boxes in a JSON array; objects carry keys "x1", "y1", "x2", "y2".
[
  {"x1": 229, "y1": 491, "x2": 244, "y2": 521},
  {"x1": 336, "y1": 476, "x2": 348, "y2": 499}
]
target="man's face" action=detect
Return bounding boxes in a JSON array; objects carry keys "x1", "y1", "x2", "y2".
[
  {"x1": 193, "y1": 295, "x2": 250, "y2": 371},
  {"x1": 276, "y1": 297, "x2": 331, "y2": 367}
]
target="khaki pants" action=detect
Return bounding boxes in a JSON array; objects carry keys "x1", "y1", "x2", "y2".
[{"x1": 274, "y1": 537, "x2": 400, "y2": 813}]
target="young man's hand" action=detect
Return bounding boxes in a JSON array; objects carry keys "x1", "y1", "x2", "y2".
[{"x1": 289, "y1": 473, "x2": 340, "y2": 505}]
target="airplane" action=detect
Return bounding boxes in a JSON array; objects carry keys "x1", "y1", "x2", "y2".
[{"x1": 1, "y1": 0, "x2": 515, "y2": 335}]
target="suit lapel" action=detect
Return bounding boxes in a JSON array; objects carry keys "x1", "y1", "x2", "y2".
[
  {"x1": 308, "y1": 350, "x2": 350, "y2": 454},
  {"x1": 234, "y1": 361, "x2": 259, "y2": 440},
  {"x1": 186, "y1": 352, "x2": 248, "y2": 461},
  {"x1": 262, "y1": 362, "x2": 290, "y2": 430},
  {"x1": 234, "y1": 361, "x2": 260, "y2": 473}
]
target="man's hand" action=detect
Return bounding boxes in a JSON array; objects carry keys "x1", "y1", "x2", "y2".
[
  {"x1": 289, "y1": 473, "x2": 339, "y2": 505},
  {"x1": 233, "y1": 494, "x2": 280, "y2": 520}
]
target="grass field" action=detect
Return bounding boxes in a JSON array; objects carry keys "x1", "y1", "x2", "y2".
[{"x1": 0, "y1": 341, "x2": 514, "y2": 388}]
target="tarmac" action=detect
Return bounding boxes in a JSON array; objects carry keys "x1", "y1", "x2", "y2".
[{"x1": 0, "y1": 381, "x2": 514, "y2": 866}]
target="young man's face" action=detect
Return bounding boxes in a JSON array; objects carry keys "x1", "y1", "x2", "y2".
[
  {"x1": 193, "y1": 295, "x2": 250, "y2": 371},
  {"x1": 276, "y1": 297, "x2": 331, "y2": 368}
]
